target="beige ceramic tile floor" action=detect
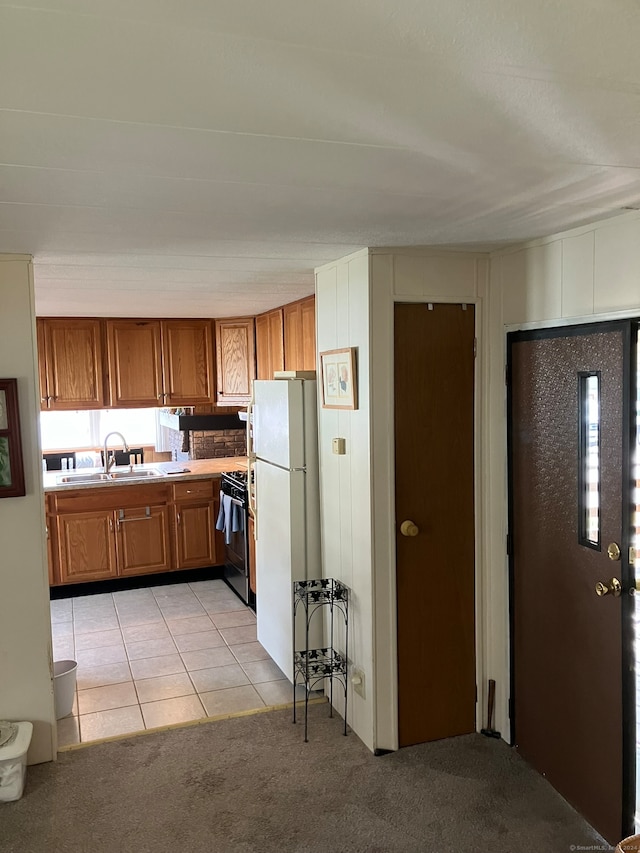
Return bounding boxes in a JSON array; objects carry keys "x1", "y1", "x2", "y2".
[{"x1": 51, "y1": 580, "x2": 298, "y2": 746}]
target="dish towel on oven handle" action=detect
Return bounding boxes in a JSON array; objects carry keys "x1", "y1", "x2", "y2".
[{"x1": 215, "y1": 491, "x2": 244, "y2": 545}]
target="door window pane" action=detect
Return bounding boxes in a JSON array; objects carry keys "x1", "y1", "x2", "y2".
[{"x1": 578, "y1": 372, "x2": 600, "y2": 549}]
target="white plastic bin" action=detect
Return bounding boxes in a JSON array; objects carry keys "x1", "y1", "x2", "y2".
[
  {"x1": 0, "y1": 722, "x2": 33, "y2": 802},
  {"x1": 53, "y1": 660, "x2": 77, "y2": 719}
]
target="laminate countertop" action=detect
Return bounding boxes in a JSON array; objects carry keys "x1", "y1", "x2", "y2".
[{"x1": 42, "y1": 457, "x2": 248, "y2": 493}]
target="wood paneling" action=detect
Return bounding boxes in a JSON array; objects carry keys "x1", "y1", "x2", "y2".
[{"x1": 215, "y1": 318, "x2": 255, "y2": 405}]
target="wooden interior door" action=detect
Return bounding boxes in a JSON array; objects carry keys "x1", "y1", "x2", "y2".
[
  {"x1": 394, "y1": 302, "x2": 476, "y2": 747},
  {"x1": 509, "y1": 322, "x2": 634, "y2": 844}
]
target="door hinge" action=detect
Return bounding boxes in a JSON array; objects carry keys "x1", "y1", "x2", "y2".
[
  {"x1": 505, "y1": 363, "x2": 511, "y2": 385},
  {"x1": 475, "y1": 684, "x2": 478, "y2": 703},
  {"x1": 508, "y1": 697, "x2": 513, "y2": 719},
  {"x1": 630, "y1": 546, "x2": 637, "y2": 566},
  {"x1": 473, "y1": 337, "x2": 477, "y2": 359},
  {"x1": 506, "y1": 532, "x2": 512, "y2": 556}
]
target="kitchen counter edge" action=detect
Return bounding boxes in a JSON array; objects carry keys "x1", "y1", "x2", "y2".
[{"x1": 42, "y1": 457, "x2": 248, "y2": 493}]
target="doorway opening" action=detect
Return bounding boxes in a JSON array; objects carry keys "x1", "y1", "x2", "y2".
[{"x1": 52, "y1": 577, "x2": 281, "y2": 747}]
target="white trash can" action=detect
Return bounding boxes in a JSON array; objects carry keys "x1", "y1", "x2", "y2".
[
  {"x1": 53, "y1": 660, "x2": 78, "y2": 720},
  {"x1": 0, "y1": 721, "x2": 33, "y2": 802}
]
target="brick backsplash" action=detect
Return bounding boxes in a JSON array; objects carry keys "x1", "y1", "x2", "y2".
[{"x1": 189, "y1": 429, "x2": 247, "y2": 459}]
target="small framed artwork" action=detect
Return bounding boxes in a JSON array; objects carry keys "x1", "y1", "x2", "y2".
[
  {"x1": 320, "y1": 348, "x2": 358, "y2": 410},
  {"x1": 0, "y1": 379, "x2": 26, "y2": 498}
]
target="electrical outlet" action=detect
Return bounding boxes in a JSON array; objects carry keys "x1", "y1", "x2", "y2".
[{"x1": 351, "y1": 667, "x2": 365, "y2": 699}]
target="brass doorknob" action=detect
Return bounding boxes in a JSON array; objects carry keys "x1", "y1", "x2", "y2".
[
  {"x1": 400, "y1": 520, "x2": 419, "y2": 537},
  {"x1": 607, "y1": 542, "x2": 621, "y2": 561},
  {"x1": 595, "y1": 577, "x2": 622, "y2": 597}
]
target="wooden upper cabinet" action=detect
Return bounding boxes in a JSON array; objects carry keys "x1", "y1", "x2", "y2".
[
  {"x1": 162, "y1": 320, "x2": 215, "y2": 406},
  {"x1": 106, "y1": 319, "x2": 214, "y2": 407},
  {"x1": 283, "y1": 296, "x2": 316, "y2": 372},
  {"x1": 106, "y1": 320, "x2": 163, "y2": 407},
  {"x1": 300, "y1": 297, "x2": 317, "y2": 371},
  {"x1": 38, "y1": 318, "x2": 104, "y2": 410},
  {"x1": 215, "y1": 318, "x2": 256, "y2": 405},
  {"x1": 255, "y1": 309, "x2": 284, "y2": 380}
]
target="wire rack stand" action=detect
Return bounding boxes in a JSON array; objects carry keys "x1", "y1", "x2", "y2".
[{"x1": 292, "y1": 578, "x2": 349, "y2": 742}]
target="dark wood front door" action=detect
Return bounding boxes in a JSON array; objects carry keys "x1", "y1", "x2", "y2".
[
  {"x1": 509, "y1": 322, "x2": 635, "y2": 844},
  {"x1": 395, "y1": 303, "x2": 476, "y2": 748}
]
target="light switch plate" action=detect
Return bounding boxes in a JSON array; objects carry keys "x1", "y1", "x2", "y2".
[{"x1": 332, "y1": 437, "x2": 346, "y2": 455}]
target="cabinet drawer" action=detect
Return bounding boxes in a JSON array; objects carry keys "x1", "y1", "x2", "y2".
[{"x1": 172, "y1": 479, "x2": 215, "y2": 501}]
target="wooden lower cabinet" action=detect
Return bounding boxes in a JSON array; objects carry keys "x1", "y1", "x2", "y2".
[
  {"x1": 56, "y1": 510, "x2": 118, "y2": 583},
  {"x1": 172, "y1": 479, "x2": 219, "y2": 570},
  {"x1": 50, "y1": 477, "x2": 223, "y2": 585},
  {"x1": 116, "y1": 505, "x2": 171, "y2": 576}
]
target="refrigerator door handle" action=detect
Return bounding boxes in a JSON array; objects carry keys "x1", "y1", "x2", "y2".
[
  {"x1": 248, "y1": 458, "x2": 257, "y2": 536},
  {"x1": 246, "y1": 388, "x2": 255, "y2": 460}
]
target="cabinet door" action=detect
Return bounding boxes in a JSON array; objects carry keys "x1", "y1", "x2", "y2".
[
  {"x1": 283, "y1": 302, "x2": 301, "y2": 372},
  {"x1": 300, "y1": 297, "x2": 316, "y2": 371},
  {"x1": 162, "y1": 320, "x2": 215, "y2": 405},
  {"x1": 215, "y1": 318, "x2": 256, "y2": 405},
  {"x1": 36, "y1": 320, "x2": 49, "y2": 408},
  {"x1": 174, "y1": 500, "x2": 216, "y2": 569},
  {"x1": 255, "y1": 313, "x2": 270, "y2": 380},
  {"x1": 57, "y1": 510, "x2": 117, "y2": 583},
  {"x1": 116, "y1": 505, "x2": 171, "y2": 576},
  {"x1": 42, "y1": 319, "x2": 104, "y2": 409},
  {"x1": 106, "y1": 320, "x2": 163, "y2": 407},
  {"x1": 255, "y1": 309, "x2": 284, "y2": 380}
]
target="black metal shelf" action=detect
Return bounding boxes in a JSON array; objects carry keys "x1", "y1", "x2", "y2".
[{"x1": 292, "y1": 578, "x2": 349, "y2": 742}]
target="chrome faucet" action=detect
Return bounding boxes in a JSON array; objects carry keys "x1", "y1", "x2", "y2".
[{"x1": 103, "y1": 431, "x2": 130, "y2": 474}]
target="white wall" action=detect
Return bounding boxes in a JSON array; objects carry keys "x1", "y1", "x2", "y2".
[
  {"x1": 0, "y1": 255, "x2": 55, "y2": 763},
  {"x1": 316, "y1": 250, "x2": 375, "y2": 750},
  {"x1": 487, "y1": 210, "x2": 640, "y2": 740},
  {"x1": 316, "y1": 248, "x2": 489, "y2": 752}
]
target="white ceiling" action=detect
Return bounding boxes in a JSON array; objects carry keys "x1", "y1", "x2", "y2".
[{"x1": 2, "y1": 1, "x2": 640, "y2": 317}]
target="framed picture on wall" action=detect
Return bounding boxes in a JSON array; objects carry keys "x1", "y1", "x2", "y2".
[
  {"x1": 319, "y1": 348, "x2": 358, "y2": 410},
  {"x1": 0, "y1": 379, "x2": 26, "y2": 498}
]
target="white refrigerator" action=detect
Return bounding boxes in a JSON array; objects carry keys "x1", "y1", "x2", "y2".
[{"x1": 249, "y1": 378, "x2": 322, "y2": 681}]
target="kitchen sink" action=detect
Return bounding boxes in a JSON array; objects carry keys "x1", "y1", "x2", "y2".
[
  {"x1": 56, "y1": 469, "x2": 162, "y2": 484},
  {"x1": 56, "y1": 472, "x2": 111, "y2": 484},
  {"x1": 109, "y1": 469, "x2": 161, "y2": 479}
]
